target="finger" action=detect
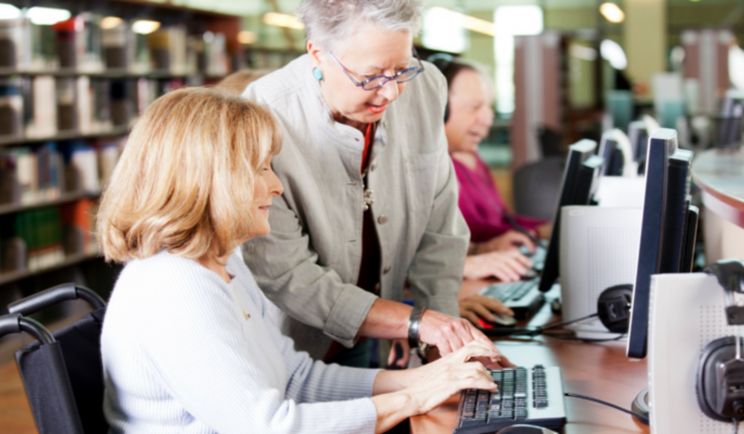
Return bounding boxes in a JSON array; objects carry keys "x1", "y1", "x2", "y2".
[
  {"x1": 501, "y1": 259, "x2": 529, "y2": 278},
  {"x1": 397, "y1": 348, "x2": 410, "y2": 368},
  {"x1": 473, "y1": 296, "x2": 514, "y2": 316},
  {"x1": 461, "y1": 310, "x2": 482, "y2": 326},
  {"x1": 511, "y1": 251, "x2": 533, "y2": 268},
  {"x1": 470, "y1": 302, "x2": 499, "y2": 322},
  {"x1": 492, "y1": 267, "x2": 518, "y2": 283},
  {"x1": 510, "y1": 231, "x2": 535, "y2": 250},
  {"x1": 386, "y1": 344, "x2": 397, "y2": 367}
]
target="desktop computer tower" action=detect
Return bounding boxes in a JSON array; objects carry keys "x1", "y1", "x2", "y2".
[{"x1": 559, "y1": 206, "x2": 642, "y2": 338}]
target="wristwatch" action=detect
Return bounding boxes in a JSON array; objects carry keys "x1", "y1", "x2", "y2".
[{"x1": 407, "y1": 306, "x2": 427, "y2": 348}]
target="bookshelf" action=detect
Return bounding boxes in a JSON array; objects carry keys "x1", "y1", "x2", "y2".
[{"x1": 0, "y1": 0, "x2": 247, "y2": 303}]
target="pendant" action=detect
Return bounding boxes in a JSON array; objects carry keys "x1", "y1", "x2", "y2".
[{"x1": 363, "y1": 187, "x2": 374, "y2": 210}]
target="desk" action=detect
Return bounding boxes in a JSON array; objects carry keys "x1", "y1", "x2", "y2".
[
  {"x1": 412, "y1": 281, "x2": 650, "y2": 434},
  {"x1": 691, "y1": 148, "x2": 744, "y2": 261}
]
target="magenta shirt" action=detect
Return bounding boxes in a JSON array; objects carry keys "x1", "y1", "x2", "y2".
[{"x1": 452, "y1": 155, "x2": 545, "y2": 243}]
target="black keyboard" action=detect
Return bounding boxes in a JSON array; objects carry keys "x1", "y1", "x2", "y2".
[
  {"x1": 481, "y1": 279, "x2": 545, "y2": 321},
  {"x1": 455, "y1": 365, "x2": 567, "y2": 434}
]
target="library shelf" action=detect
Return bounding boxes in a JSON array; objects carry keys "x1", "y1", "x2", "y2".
[
  {"x1": 0, "y1": 190, "x2": 101, "y2": 217},
  {"x1": 0, "y1": 127, "x2": 130, "y2": 147},
  {"x1": 0, "y1": 250, "x2": 101, "y2": 287}
]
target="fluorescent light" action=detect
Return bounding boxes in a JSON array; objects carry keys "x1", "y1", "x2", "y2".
[
  {"x1": 600, "y1": 2, "x2": 625, "y2": 24},
  {"x1": 570, "y1": 44, "x2": 597, "y2": 61},
  {"x1": 600, "y1": 39, "x2": 627, "y2": 69},
  {"x1": 132, "y1": 19, "x2": 160, "y2": 35},
  {"x1": 262, "y1": 12, "x2": 303, "y2": 30},
  {"x1": 238, "y1": 30, "x2": 256, "y2": 45},
  {"x1": 101, "y1": 16, "x2": 123, "y2": 30},
  {"x1": 422, "y1": 7, "x2": 466, "y2": 52},
  {"x1": 0, "y1": 3, "x2": 21, "y2": 20},
  {"x1": 494, "y1": 5, "x2": 543, "y2": 36},
  {"x1": 26, "y1": 6, "x2": 71, "y2": 25},
  {"x1": 428, "y1": 7, "x2": 494, "y2": 37}
]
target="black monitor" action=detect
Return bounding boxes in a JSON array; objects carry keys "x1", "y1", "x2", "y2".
[
  {"x1": 628, "y1": 121, "x2": 648, "y2": 173},
  {"x1": 714, "y1": 93, "x2": 744, "y2": 149},
  {"x1": 626, "y1": 128, "x2": 695, "y2": 359},
  {"x1": 538, "y1": 139, "x2": 603, "y2": 292},
  {"x1": 598, "y1": 133, "x2": 624, "y2": 176}
]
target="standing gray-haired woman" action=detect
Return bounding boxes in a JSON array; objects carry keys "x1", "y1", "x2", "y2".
[{"x1": 242, "y1": 0, "x2": 508, "y2": 368}]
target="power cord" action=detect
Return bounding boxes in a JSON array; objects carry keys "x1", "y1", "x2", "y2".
[
  {"x1": 564, "y1": 392, "x2": 649, "y2": 425},
  {"x1": 483, "y1": 313, "x2": 624, "y2": 342}
]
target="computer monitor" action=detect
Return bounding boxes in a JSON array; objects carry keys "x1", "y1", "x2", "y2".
[
  {"x1": 714, "y1": 92, "x2": 744, "y2": 148},
  {"x1": 598, "y1": 128, "x2": 633, "y2": 176},
  {"x1": 628, "y1": 121, "x2": 649, "y2": 174},
  {"x1": 626, "y1": 128, "x2": 696, "y2": 359},
  {"x1": 538, "y1": 139, "x2": 603, "y2": 292}
]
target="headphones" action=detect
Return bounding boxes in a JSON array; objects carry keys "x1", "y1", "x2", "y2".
[
  {"x1": 427, "y1": 53, "x2": 476, "y2": 123},
  {"x1": 596, "y1": 284, "x2": 633, "y2": 333},
  {"x1": 696, "y1": 260, "x2": 744, "y2": 423}
]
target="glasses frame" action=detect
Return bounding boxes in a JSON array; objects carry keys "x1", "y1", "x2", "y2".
[{"x1": 328, "y1": 50, "x2": 425, "y2": 91}]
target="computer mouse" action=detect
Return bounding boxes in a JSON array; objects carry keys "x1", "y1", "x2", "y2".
[
  {"x1": 478, "y1": 314, "x2": 517, "y2": 329},
  {"x1": 496, "y1": 424, "x2": 559, "y2": 434}
]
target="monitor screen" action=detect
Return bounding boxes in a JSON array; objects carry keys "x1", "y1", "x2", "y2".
[
  {"x1": 626, "y1": 129, "x2": 694, "y2": 359},
  {"x1": 715, "y1": 95, "x2": 743, "y2": 148},
  {"x1": 599, "y1": 136, "x2": 623, "y2": 176},
  {"x1": 628, "y1": 121, "x2": 649, "y2": 170},
  {"x1": 538, "y1": 139, "x2": 603, "y2": 292}
]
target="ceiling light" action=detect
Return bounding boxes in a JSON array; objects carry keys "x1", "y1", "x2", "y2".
[
  {"x1": 26, "y1": 6, "x2": 71, "y2": 25},
  {"x1": 600, "y1": 39, "x2": 628, "y2": 69},
  {"x1": 428, "y1": 7, "x2": 495, "y2": 37},
  {"x1": 238, "y1": 30, "x2": 256, "y2": 45},
  {"x1": 101, "y1": 16, "x2": 123, "y2": 30},
  {"x1": 132, "y1": 19, "x2": 160, "y2": 35},
  {"x1": 0, "y1": 3, "x2": 21, "y2": 20},
  {"x1": 600, "y1": 2, "x2": 625, "y2": 24},
  {"x1": 262, "y1": 12, "x2": 303, "y2": 30}
]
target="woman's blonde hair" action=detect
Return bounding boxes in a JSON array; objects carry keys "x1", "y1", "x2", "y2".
[
  {"x1": 214, "y1": 69, "x2": 269, "y2": 95},
  {"x1": 97, "y1": 87, "x2": 281, "y2": 263}
]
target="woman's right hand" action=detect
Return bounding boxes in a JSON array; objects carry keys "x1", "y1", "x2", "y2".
[
  {"x1": 463, "y1": 249, "x2": 533, "y2": 282},
  {"x1": 403, "y1": 341, "x2": 501, "y2": 414},
  {"x1": 371, "y1": 341, "x2": 508, "y2": 433}
]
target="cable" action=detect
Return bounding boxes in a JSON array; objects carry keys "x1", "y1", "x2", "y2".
[
  {"x1": 564, "y1": 392, "x2": 649, "y2": 425},
  {"x1": 542, "y1": 331, "x2": 625, "y2": 343},
  {"x1": 538, "y1": 313, "x2": 598, "y2": 331},
  {"x1": 483, "y1": 312, "x2": 621, "y2": 341},
  {"x1": 732, "y1": 418, "x2": 738, "y2": 434}
]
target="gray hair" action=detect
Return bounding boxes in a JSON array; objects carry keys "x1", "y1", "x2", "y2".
[{"x1": 298, "y1": 0, "x2": 422, "y2": 51}]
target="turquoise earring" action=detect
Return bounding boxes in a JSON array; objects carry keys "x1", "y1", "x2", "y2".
[{"x1": 312, "y1": 67, "x2": 324, "y2": 81}]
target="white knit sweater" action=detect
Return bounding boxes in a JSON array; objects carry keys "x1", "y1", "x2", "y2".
[{"x1": 101, "y1": 251, "x2": 379, "y2": 433}]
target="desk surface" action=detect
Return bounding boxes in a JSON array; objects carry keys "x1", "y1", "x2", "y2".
[
  {"x1": 692, "y1": 148, "x2": 744, "y2": 228},
  {"x1": 412, "y1": 281, "x2": 650, "y2": 434}
]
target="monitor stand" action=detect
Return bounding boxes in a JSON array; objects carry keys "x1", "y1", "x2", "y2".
[{"x1": 631, "y1": 388, "x2": 650, "y2": 425}]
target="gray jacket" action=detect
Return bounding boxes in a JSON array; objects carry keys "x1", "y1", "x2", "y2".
[{"x1": 242, "y1": 54, "x2": 468, "y2": 359}]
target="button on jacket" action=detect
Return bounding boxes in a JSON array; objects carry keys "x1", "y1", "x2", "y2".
[{"x1": 242, "y1": 54, "x2": 469, "y2": 359}]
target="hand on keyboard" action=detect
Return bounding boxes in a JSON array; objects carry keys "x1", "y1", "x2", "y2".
[
  {"x1": 474, "y1": 230, "x2": 537, "y2": 255},
  {"x1": 459, "y1": 294, "x2": 514, "y2": 326},
  {"x1": 419, "y1": 309, "x2": 512, "y2": 362},
  {"x1": 403, "y1": 341, "x2": 500, "y2": 414},
  {"x1": 463, "y1": 249, "x2": 533, "y2": 282}
]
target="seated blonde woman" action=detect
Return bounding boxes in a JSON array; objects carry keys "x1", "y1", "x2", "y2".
[{"x1": 96, "y1": 87, "x2": 504, "y2": 433}]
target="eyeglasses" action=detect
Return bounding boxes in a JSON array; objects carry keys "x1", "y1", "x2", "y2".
[{"x1": 328, "y1": 50, "x2": 424, "y2": 91}]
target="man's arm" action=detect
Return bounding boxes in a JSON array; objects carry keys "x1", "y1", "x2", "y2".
[{"x1": 243, "y1": 193, "x2": 378, "y2": 348}]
